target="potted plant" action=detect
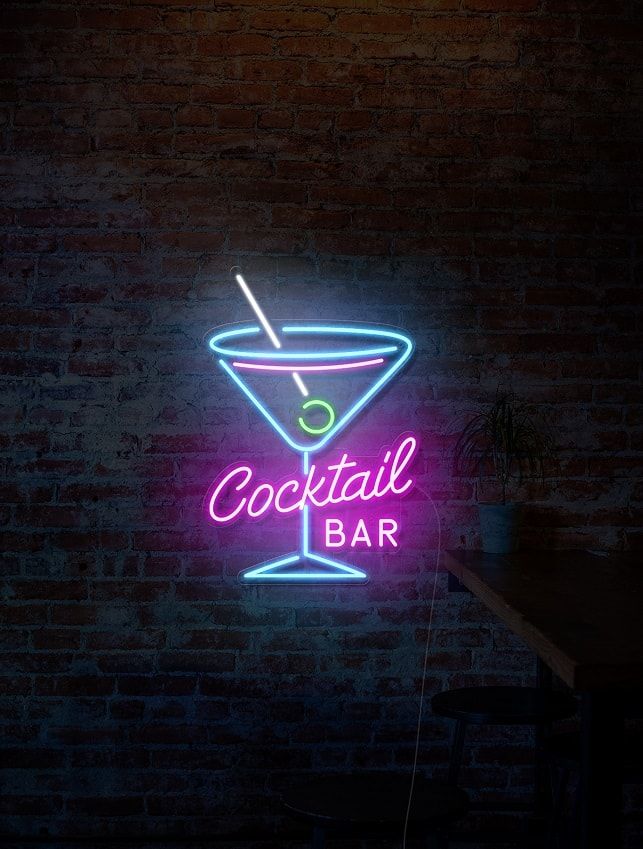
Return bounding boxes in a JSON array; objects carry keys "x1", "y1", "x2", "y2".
[{"x1": 453, "y1": 391, "x2": 553, "y2": 554}]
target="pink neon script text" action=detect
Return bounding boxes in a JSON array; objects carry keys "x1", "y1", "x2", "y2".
[{"x1": 207, "y1": 434, "x2": 418, "y2": 524}]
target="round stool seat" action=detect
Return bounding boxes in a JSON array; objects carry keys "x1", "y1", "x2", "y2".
[
  {"x1": 432, "y1": 686, "x2": 577, "y2": 725},
  {"x1": 283, "y1": 773, "x2": 468, "y2": 829}
]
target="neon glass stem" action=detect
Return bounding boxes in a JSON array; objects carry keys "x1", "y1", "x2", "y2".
[
  {"x1": 302, "y1": 451, "x2": 310, "y2": 556},
  {"x1": 238, "y1": 448, "x2": 367, "y2": 581}
]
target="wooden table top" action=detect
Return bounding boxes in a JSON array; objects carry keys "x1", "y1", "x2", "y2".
[{"x1": 443, "y1": 549, "x2": 643, "y2": 692}]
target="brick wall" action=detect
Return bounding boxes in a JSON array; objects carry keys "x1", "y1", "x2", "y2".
[{"x1": 1, "y1": 0, "x2": 641, "y2": 841}]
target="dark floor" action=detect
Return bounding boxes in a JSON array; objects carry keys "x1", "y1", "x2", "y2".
[
  {"x1": 3, "y1": 820, "x2": 642, "y2": 849},
  {"x1": 0, "y1": 839, "x2": 546, "y2": 849},
  {"x1": 0, "y1": 838, "x2": 636, "y2": 849}
]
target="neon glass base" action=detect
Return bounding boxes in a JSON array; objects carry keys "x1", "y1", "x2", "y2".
[{"x1": 239, "y1": 550, "x2": 368, "y2": 583}]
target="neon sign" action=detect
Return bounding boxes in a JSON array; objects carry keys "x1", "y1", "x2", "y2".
[
  {"x1": 205, "y1": 274, "x2": 415, "y2": 583},
  {"x1": 207, "y1": 434, "x2": 417, "y2": 523}
]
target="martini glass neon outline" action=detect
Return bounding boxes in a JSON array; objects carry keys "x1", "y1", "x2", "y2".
[{"x1": 208, "y1": 322, "x2": 414, "y2": 582}]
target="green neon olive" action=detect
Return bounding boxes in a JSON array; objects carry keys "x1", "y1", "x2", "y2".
[{"x1": 297, "y1": 398, "x2": 336, "y2": 436}]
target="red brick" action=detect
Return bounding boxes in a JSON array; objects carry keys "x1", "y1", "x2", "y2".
[
  {"x1": 0, "y1": 795, "x2": 63, "y2": 815},
  {"x1": 308, "y1": 62, "x2": 386, "y2": 85},
  {"x1": 238, "y1": 58, "x2": 302, "y2": 82},
  {"x1": 11, "y1": 580, "x2": 87, "y2": 601},
  {"x1": 217, "y1": 109, "x2": 256, "y2": 129},
  {"x1": 156, "y1": 232, "x2": 226, "y2": 252},
  {"x1": 191, "y1": 83, "x2": 272, "y2": 104},
  {"x1": 310, "y1": 185, "x2": 390, "y2": 206},
  {"x1": 176, "y1": 105, "x2": 212, "y2": 127},
  {"x1": 271, "y1": 207, "x2": 351, "y2": 229},
  {"x1": 133, "y1": 531, "x2": 209, "y2": 552},
  {"x1": 32, "y1": 629, "x2": 81, "y2": 650},
  {"x1": 468, "y1": 67, "x2": 546, "y2": 89},
  {"x1": 4, "y1": 9, "x2": 76, "y2": 29},
  {"x1": 499, "y1": 15, "x2": 577, "y2": 38},
  {"x1": 13, "y1": 106, "x2": 53, "y2": 126},
  {"x1": 0, "y1": 604, "x2": 47, "y2": 626},
  {"x1": 581, "y1": 19, "x2": 643, "y2": 41},
  {"x1": 338, "y1": 12, "x2": 412, "y2": 33},
  {"x1": 79, "y1": 9, "x2": 158, "y2": 30},
  {"x1": 275, "y1": 84, "x2": 353, "y2": 107},
  {"x1": 196, "y1": 34, "x2": 273, "y2": 56},
  {"x1": 53, "y1": 530, "x2": 126, "y2": 553},
  {"x1": 3, "y1": 748, "x2": 66, "y2": 769},
  {"x1": 230, "y1": 180, "x2": 307, "y2": 204},
  {"x1": 179, "y1": 630, "x2": 251, "y2": 650},
  {"x1": 228, "y1": 229, "x2": 306, "y2": 253},
  {"x1": 466, "y1": 0, "x2": 538, "y2": 6},
  {"x1": 50, "y1": 605, "x2": 97, "y2": 626},
  {"x1": 67, "y1": 797, "x2": 143, "y2": 817},
  {"x1": 62, "y1": 234, "x2": 140, "y2": 253},
  {"x1": 149, "y1": 747, "x2": 230, "y2": 768},
  {"x1": 315, "y1": 233, "x2": 391, "y2": 256},
  {"x1": 277, "y1": 36, "x2": 353, "y2": 57},
  {"x1": 258, "y1": 109, "x2": 293, "y2": 129},
  {"x1": 249, "y1": 11, "x2": 330, "y2": 30},
  {"x1": 191, "y1": 11, "x2": 243, "y2": 32},
  {"x1": 442, "y1": 40, "x2": 520, "y2": 61},
  {"x1": 296, "y1": 109, "x2": 334, "y2": 131},
  {"x1": 336, "y1": 110, "x2": 372, "y2": 131},
  {"x1": 123, "y1": 84, "x2": 189, "y2": 103},
  {"x1": 13, "y1": 129, "x2": 89, "y2": 155},
  {"x1": 416, "y1": 16, "x2": 492, "y2": 37}
]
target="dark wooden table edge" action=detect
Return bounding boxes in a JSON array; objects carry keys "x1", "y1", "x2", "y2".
[
  {"x1": 443, "y1": 549, "x2": 579, "y2": 690},
  {"x1": 443, "y1": 549, "x2": 643, "y2": 692}
]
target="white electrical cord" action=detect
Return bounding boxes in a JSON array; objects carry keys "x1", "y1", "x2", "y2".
[{"x1": 402, "y1": 489, "x2": 442, "y2": 848}]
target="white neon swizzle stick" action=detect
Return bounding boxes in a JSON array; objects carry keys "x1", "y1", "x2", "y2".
[{"x1": 233, "y1": 271, "x2": 308, "y2": 397}]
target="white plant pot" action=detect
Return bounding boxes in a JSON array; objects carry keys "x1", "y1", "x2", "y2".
[{"x1": 478, "y1": 503, "x2": 522, "y2": 554}]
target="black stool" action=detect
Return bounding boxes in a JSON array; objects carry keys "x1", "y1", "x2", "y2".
[
  {"x1": 283, "y1": 773, "x2": 468, "y2": 849},
  {"x1": 431, "y1": 686, "x2": 577, "y2": 786},
  {"x1": 545, "y1": 729, "x2": 643, "y2": 848}
]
